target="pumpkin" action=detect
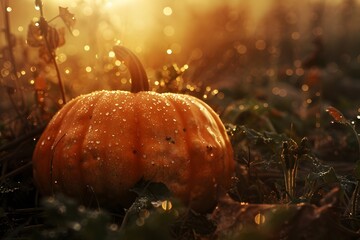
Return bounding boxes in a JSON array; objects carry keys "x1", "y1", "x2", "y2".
[{"x1": 32, "y1": 46, "x2": 234, "y2": 213}]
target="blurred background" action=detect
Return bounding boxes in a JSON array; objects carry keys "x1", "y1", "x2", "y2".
[{"x1": 1, "y1": 0, "x2": 360, "y2": 135}]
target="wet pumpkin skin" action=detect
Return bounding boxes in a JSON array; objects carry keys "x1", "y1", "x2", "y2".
[{"x1": 32, "y1": 46, "x2": 234, "y2": 213}]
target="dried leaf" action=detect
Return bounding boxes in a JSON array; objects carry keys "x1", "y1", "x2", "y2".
[
  {"x1": 326, "y1": 106, "x2": 347, "y2": 124},
  {"x1": 59, "y1": 7, "x2": 76, "y2": 31},
  {"x1": 39, "y1": 46, "x2": 52, "y2": 63},
  {"x1": 46, "y1": 26, "x2": 66, "y2": 50},
  {"x1": 26, "y1": 22, "x2": 44, "y2": 47},
  {"x1": 27, "y1": 22, "x2": 65, "y2": 51}
]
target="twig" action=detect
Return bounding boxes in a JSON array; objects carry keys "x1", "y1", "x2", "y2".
[
  {"x1": 43, "y1": 33, "x2": 67, "y2": 104},
  {"x1": 2, "y1": 0, "x2": 28, "y2": 128},
  {"x1": 36, "y1": 0, "x2": 67, "y2": 104},
  {"x1": 0, "y1": 161, "x2": 32, "y2": 182},
  {"x1": 0, "y1": 124, "x2": 46, "y2": 152}
]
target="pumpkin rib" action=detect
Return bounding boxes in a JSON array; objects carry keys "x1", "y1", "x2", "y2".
[
  {"x1": 179, "y1": 95, "x2": 222, "y2": 210},
  {"x1": 79, "y1": 92, "x2": 104, "y2": 200},
  {"x1": 194, "y1": 100, "x2": 234, "y2": 189},
  {"x1": 133, "y1": 92, "x2": 145, "y2": 184},
  {"x1": 164, "y1": 93, "x2": 224, "y2": 211},
  {"x1": 53, "y1": 94, "x2": 100, "y2": 198},
  {"x1": 194, "y1": 98, "x2": 231, "y2": 190},
  {"x1": 35, "y1": 98, "x2": 78, "y2": 195},
  {"x1": 72, "y1": 93, "x2": 100, "y2": 200},
  {"x1": 90, "y1": 91, "x2": 113, "y2": 199},
  {"x1": 163, "y1": 94, "x2": 193, "y2": 205}
]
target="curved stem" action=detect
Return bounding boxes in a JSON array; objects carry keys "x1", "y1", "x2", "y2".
[
  {"x1": 40, "y1": 17, "x2": 67, "y2": 104},
  {"x1": 113, "y1": 45, "x2": 149, "y2": 93}
]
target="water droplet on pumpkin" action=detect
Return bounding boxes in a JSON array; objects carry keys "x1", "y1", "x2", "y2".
[
  {"x1": 151, "y1": 161, "x2": 155, "y2": 165},
  {"x1": 171, "y1": 160, "x2": 175, "y2": 164},
  {"x1": 41, "y1": 140, "x2": 45, "y2": 146},
  {"x1": 123, "y1": 119, "x2": 127, "y2": 122},
  {"x1": 96, "y1": 141, "x2": 100, "y2": 144},
  {"x1": 97, "y1": 157, "x2": 101, "y2": 160},
  {"x1": 143, "y1": 154, "x2": 147, "y2": 158},
  {"x1": 105, "y1": 112, "x2": 110, "y2": 116}
]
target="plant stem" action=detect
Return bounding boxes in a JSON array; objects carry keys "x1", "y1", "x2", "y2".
[
  {"x1": 45, "y1": 37, "x2": 67, "y2": 104},
  {"x1": 351, "y1": 180, "x2": 360, "y2": 216},
  {"x1": 37, "y1": 1, "x2": 67, "y2": 104},
  {"x1": 113, "y1": 45, "x2": 149, "y2": 93},
  {"x1": 350, "y1": 123, "x2": 360, "y2": 216}
]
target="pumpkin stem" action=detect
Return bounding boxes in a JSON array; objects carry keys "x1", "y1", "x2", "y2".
[{"x1": 113, "y1": 45, "x2": 150, "y2": 93}]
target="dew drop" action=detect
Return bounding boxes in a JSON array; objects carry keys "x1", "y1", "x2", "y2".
[
  {"x1": 109, "y1": 224, "x2": 118, "y2": 231},
  {"x1": 71, "y1": 222, "x2": 82, "y2": 231},
  {"x1": 123, "y1": 119, "x2": 127, "y2": 122}
]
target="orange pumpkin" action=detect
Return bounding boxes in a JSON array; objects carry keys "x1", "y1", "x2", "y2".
[{"x1": 32, "y1": 46, "x2": 234, "y2": 212}]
